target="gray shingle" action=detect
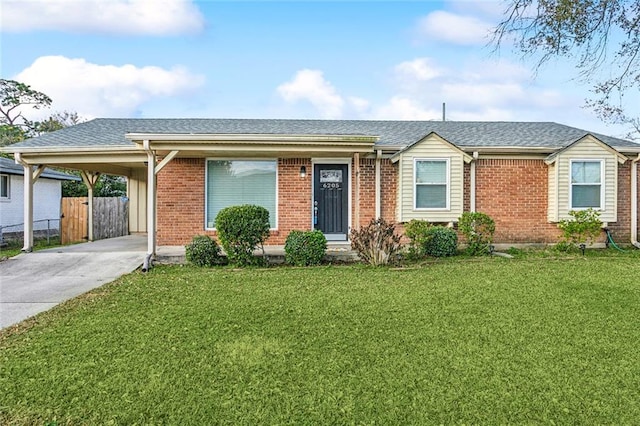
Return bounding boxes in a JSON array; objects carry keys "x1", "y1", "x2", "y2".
[
  {"x1": 6, "y1": 118, "x2": 640, "y2": 151},
  {"x1": 0, "y1": 157, "x2": 80, "y2": 181}
]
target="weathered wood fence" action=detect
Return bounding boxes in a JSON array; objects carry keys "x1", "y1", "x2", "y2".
[{"x1": 61, "y1": 197, "x2": 129, "y2": 244}]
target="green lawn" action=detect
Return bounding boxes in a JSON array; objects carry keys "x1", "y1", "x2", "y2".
[{"x1": 1, "y1": 256, "x2": 640, "y2": 424}]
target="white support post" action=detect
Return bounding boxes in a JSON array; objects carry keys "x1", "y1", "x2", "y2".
[
  {"x1": 146, "y1": 146, "x2": 157, "y2": 257},
  {"x1": 375, "y1": 150, "x2": 382, "y2": 219},
  {"x1": 80, "y1": 171, "x2": 100, "y2": 242},
  {"x1": 632, "y1": 154, "x2": 639, "y2": 248},
  {"x1": 22, "y1": 163, "x2": 34, "y2": 252}
]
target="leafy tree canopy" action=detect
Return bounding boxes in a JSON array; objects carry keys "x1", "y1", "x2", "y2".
[{"x1": 493, "y1": 0, "x2": 640, "y2": 137}]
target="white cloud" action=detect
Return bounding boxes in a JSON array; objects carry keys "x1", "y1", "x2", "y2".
[
  {"x1": 371, "y1": 97, "x2": 440, "y2": 121},
  {"x1": 14, "y1": 56, "x2": 205, "y2": 119},
  {"x1": 277, "y1": 69, "x2": 346, "y2": 119},
  {"x1": 394, "y1": 58, "x2": 442, "y2": 82},
  {"x1": 416, "y1": 11, "x2": 492, "y2": 45},
  {"x1": 1, "y1": 0, "x2": 205, "y2": 35}
]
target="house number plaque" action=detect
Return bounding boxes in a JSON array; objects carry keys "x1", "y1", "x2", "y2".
[{"x1": 320, "y1": 170, "x2": 342, "y2": 190}]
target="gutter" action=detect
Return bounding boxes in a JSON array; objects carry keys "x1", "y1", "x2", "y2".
[
  {"x1": 143, "y1": 139, "x2": 157, "y2": 269},
  {"x1": 632, "y1": 154, "x2": 640, "y2": 248},
  {"x1": 470, "y1": 152, "x2": 479, "y2": 212}
]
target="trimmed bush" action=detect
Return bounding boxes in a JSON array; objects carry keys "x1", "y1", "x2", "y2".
[
  {"x1": 458, "y1": 212, "x2": 495, "y2": 255},
  {"x1": 557, "y1": 208, "x2": 602, "y2": 252},
  {"x1": 185, "y1": 235, "x2": 223, "y2": 267},
  {"x1": 284, "y1": 230, "x2": 327, "y2": 266},
  {"x1": 404, "y1": 219, "x2": 432, "y2": 259},
  {"x1": 350, "y1": 218, "x2": 403, "y2": 266},
  {"x1": 424, "y1": 226, "x2": 458, "y2": 257},
  {"x1": 215, "y1": 205, "x2": 271, "y2": 266}
]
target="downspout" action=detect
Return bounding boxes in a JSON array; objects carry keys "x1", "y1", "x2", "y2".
[
  {"x1": 470, "y1": 152, "x2": 479, "y2": 212},
  {"x1": 144, "y1": 139, "x2": 156, "y2": 270},
  {"x1": 632, "y1": 154, "x2": 640, "y2": 248},
  {"x1": 375, "y1": 149, "x2": 382, "y2": 219},
  {"x1": 15, "y1": 153, "x2": 33, "y2": 252}
]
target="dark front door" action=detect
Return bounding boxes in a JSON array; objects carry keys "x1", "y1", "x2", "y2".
[{"x1": 314, "y1": 164, "x2": 349, "y2": 241}]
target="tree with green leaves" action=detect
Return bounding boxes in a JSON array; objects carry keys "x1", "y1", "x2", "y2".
[
  {"x1": 0, "y1": 79, "x2": 52, "y2": 146},
  {"x1": 493, "y1": 0, "x2": 640, "y2": 138}
]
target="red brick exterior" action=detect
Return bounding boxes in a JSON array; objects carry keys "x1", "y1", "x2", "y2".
[
  {"x1": 475, "y1": 159, "x2": 561, "y2": 244},
  {"x1": 154, "y1": 156, "x2": 639, "y2": 246}
]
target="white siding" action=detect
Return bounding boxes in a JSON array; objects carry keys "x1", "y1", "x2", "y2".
[
  {"x1": 0, "y1": 175, "x2": 63, "y2": 231},
  {"x1": 397, "y1": 134, "x2": 466, "y2": 222},
  {"x1": 555, "y1": 136, "x2": 619, "y2": 222}
]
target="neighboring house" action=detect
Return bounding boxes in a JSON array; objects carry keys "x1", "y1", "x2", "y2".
[
  {"x1": 0, "y1": 156, "x2": 80, "y2": 239},
  {"x1": 3, "y1": 118, "x2": 640, "y2": 254}
]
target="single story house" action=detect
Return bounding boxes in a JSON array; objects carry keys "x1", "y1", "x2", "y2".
[
  {"x1": 0, "y1": 156, "x2": 79, "y2": 242},
  {"x1": 3, "y1": 118, "x2": 639, "y2": 255}
]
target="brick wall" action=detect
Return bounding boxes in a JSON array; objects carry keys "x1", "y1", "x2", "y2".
[
  {"x1": 608, "y1": 161, "x2": 640, "y2": 244},
  {"x1": 157, "y1": 158, "x2": 206, "y2": 245},
  {"x1": 155, "y1": 156, "x2": 638, "y2": 246},
  {"x1": 475, "y1": 159, "x2": 560, "y2": 243}
]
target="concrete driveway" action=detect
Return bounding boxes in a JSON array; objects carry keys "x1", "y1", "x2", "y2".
[{"x1": 0, "y1": 234, "x2": 147, "y2": 329}]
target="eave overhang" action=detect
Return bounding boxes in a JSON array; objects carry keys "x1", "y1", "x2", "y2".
[{"x1": 125, "y1": 133, "x2": 378, "y2": 154}]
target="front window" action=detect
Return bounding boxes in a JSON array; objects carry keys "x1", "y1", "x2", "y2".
[
  {"x1": 206, "y1": 160, "x2": 277, "y2": 228},
  {"x1": 414, "y1": 158, "x2": 449, "y2": 209},
  {"x1": 571, "y1": 160, "x2": 603, "y2": 209},
  {"x1": 0, "y1": 174, "x2": 9, "y2": 200}
]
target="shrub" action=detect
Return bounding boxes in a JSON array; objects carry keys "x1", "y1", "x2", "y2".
[
  {"x1": 185, "y1": 235, "x2": 223, "y2": 267},
  {"x1": 424, "y1": 226, "x2": 458, "y2": 257},
  {"x1": 284, "y1": 230, "x2": 327, "y2": 266},
  {"x1": 458, "y1": 212, "x2": 495, "y2": 255},
  {"x1": 404, "y1": 219, "x2": 432, "y2": 259},
  {"x1": 350, "y1": 218, "x2": 403, "y2": 266},
  {"x1": 215, "y1": 205, "x2": 271, "y2": 266},
  {"x1": 557, "y1": 208, "x2": 602, "y2": 252}
]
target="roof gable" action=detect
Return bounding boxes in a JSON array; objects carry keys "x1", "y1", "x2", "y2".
[
  {"x1": 390, "y1": 132, "x2": 473, "y2": 163},
  {"x1": 544, "y1": 134, "x2": 628, "y2": 165}
]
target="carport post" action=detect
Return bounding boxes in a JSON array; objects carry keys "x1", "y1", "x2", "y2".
[
  {"x1": 22, "y1": 163, "x2": 34, "y2": 252},
  {"x1": 145, "y1": 142, "x2": 157, "y2": 257}
]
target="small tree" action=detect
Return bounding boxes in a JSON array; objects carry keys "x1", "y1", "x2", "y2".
[
  {"x1": 458, "y1": 212, "x2": 496, "y2": 255},
  {"x1": 215, "y1": 205, "x2": 271, "y2": 266},
  {"x1": 557, "y1": 209, "x2": 602, "y2": 252},
  {"x1": 404, "y1": 219, "x2": 432, "y2": 259},
  {"x1": 350, "y1": 218, "x2": 402, "y2": 266}
]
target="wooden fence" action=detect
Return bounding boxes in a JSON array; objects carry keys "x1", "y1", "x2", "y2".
[{"x1": 61, "y1": 197, "x2": 129, "y2": 244}]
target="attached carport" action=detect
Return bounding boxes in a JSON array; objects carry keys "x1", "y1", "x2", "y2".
[{"x1": 2, "y1": 119, "x2": 379, "y2": 265}]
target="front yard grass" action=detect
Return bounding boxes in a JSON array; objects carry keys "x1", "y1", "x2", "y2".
[{"x1": 1, "y1": 256, "x2": 639, "y2": 424}]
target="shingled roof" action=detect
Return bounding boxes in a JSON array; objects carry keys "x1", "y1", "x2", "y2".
[
  {"x1": 6, "y1": 118, "x2": 640, "y2": 152},
  {"x1": 0, "y1": 157, "x2": 80, "y2": 181}
]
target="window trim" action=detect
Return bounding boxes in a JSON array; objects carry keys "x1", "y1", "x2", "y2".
[
  {"x1": 204, "y1": 158, "x2": 279, "y2": 231},
  {"x1": 413, "y1": 157, "x2": 450, "y2": 211},
  {"x1": 569, "y1": 159, "x2": 605, "y2": 210},
  {"x1": 0, "y1": 174, "x2": 9, "y2": 201}
]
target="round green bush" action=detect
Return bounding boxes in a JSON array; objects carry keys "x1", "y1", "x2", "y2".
[
  {"x1": 185, "y1": 235, "x2": 223, "y2": 267},
  {"x1": 284, "y1": 230, "x2": 327, "y2": 266},
  {"x1": 424, "y1": 226, "x2": 458, "y2": 257},
  {"x1": 215, "y1": 204, "x2": 271, "y2": 266}
]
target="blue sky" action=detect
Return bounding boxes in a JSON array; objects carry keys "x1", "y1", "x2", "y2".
[{"x1": 1, "y1": 0, "x2": 635, "y2": 138}]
